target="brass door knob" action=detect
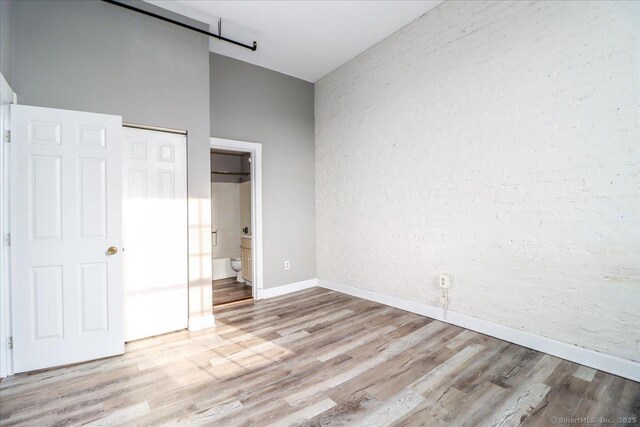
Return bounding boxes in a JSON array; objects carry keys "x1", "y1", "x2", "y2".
[{"x1": 107, "y1": 246, "x2": 118, "y2": 255}]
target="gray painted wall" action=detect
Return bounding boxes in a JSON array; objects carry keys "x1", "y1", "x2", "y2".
[
  {"x1": 0, "y1": 0, "x2": 12, "y2": 85},
  {"x1": 210, "y1": 53, "x2": 316, "y2": 288},
  {"x1": 11, "y1": 0, "x2": 213, "y2": 320}
]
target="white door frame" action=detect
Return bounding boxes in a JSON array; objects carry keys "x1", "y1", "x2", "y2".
[
  {"x1": 210, "y1": 137, "x2": 264, "y2": 300},
  {"x1": 0, "y1": 72, "x2": 16, "y2": 377}
]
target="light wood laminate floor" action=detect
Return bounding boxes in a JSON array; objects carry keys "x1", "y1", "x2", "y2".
[
  {"x1": 213, "y1": 277, "x2": 253, "y2": 306},
  {"x1": 1, "y1": 288, "x2": 638, "y2": 426}
]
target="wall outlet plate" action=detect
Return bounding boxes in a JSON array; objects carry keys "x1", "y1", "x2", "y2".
[
  {"x1": 284, "y1": 261, "x2": 291, "y2": 270},
  {"x1": 439, "y1": 274, "x2": 450, "y2": 289}
]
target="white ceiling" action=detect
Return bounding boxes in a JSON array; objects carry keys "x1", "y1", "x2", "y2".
[{"x1": 146, "y1": 1, "x2": 442, "y2": 82}]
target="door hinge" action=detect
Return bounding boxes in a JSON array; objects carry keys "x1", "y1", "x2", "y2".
[
  {"x1": 4, "y1": 130, "x2": 10, "y2": 143},
  {"x1": 4, "y1": 233, "x2": 9, "y2": 246},
  {"x1": 8, "y1": 337, "x2": 13, "y2": 350}
]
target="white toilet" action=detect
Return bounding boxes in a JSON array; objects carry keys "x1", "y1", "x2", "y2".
[{"x1": 230, "y1": 257, "x2": 244, "y2": 283}]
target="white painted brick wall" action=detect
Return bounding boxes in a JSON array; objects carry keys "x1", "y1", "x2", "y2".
[{"x1": 315, "y1": 1, "x2": 640, "y2": 361}]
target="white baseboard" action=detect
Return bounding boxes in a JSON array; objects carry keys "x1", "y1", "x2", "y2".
[
  {"x1": 318, "y1": 279, "x2": 640, "y2": 382},
  {"x1": 188, "y1": 314, "x2": 216, "y2": 331},
  {"x1": 262, "y1": 278, "x2": 318, "y2": 299}
]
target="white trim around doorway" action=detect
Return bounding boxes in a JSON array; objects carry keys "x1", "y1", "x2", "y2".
[
  {"x1": 0, "y1": 72, "x2": 16, "y2": 377},
  {"x1": 210, "y1": 137, "x2": 264, "y2": 300}
]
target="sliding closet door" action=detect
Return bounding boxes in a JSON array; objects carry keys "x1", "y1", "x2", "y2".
[{"x1": 123, "y1": 127, "x2": 188, "y2": 341}]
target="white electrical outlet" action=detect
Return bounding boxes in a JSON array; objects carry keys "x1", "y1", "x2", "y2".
[
  {"x1": 284, "y1": 261, "x2": 291, "y2": 270},
  {"x1": 439, "y1": 274, "x2": 450, "y2": 289}
]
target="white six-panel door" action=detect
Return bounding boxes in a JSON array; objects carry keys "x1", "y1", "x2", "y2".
[
  {"x1": 123, "y1": 127, "x2": 188, "y2": 341},
  {"x1": 10, "y1": 105, "x2": 124, "y2": 373}
]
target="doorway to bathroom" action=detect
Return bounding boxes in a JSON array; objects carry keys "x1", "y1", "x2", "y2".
[{"x1": 210, "y1": 137, "x2": 263, "y2": 307}]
